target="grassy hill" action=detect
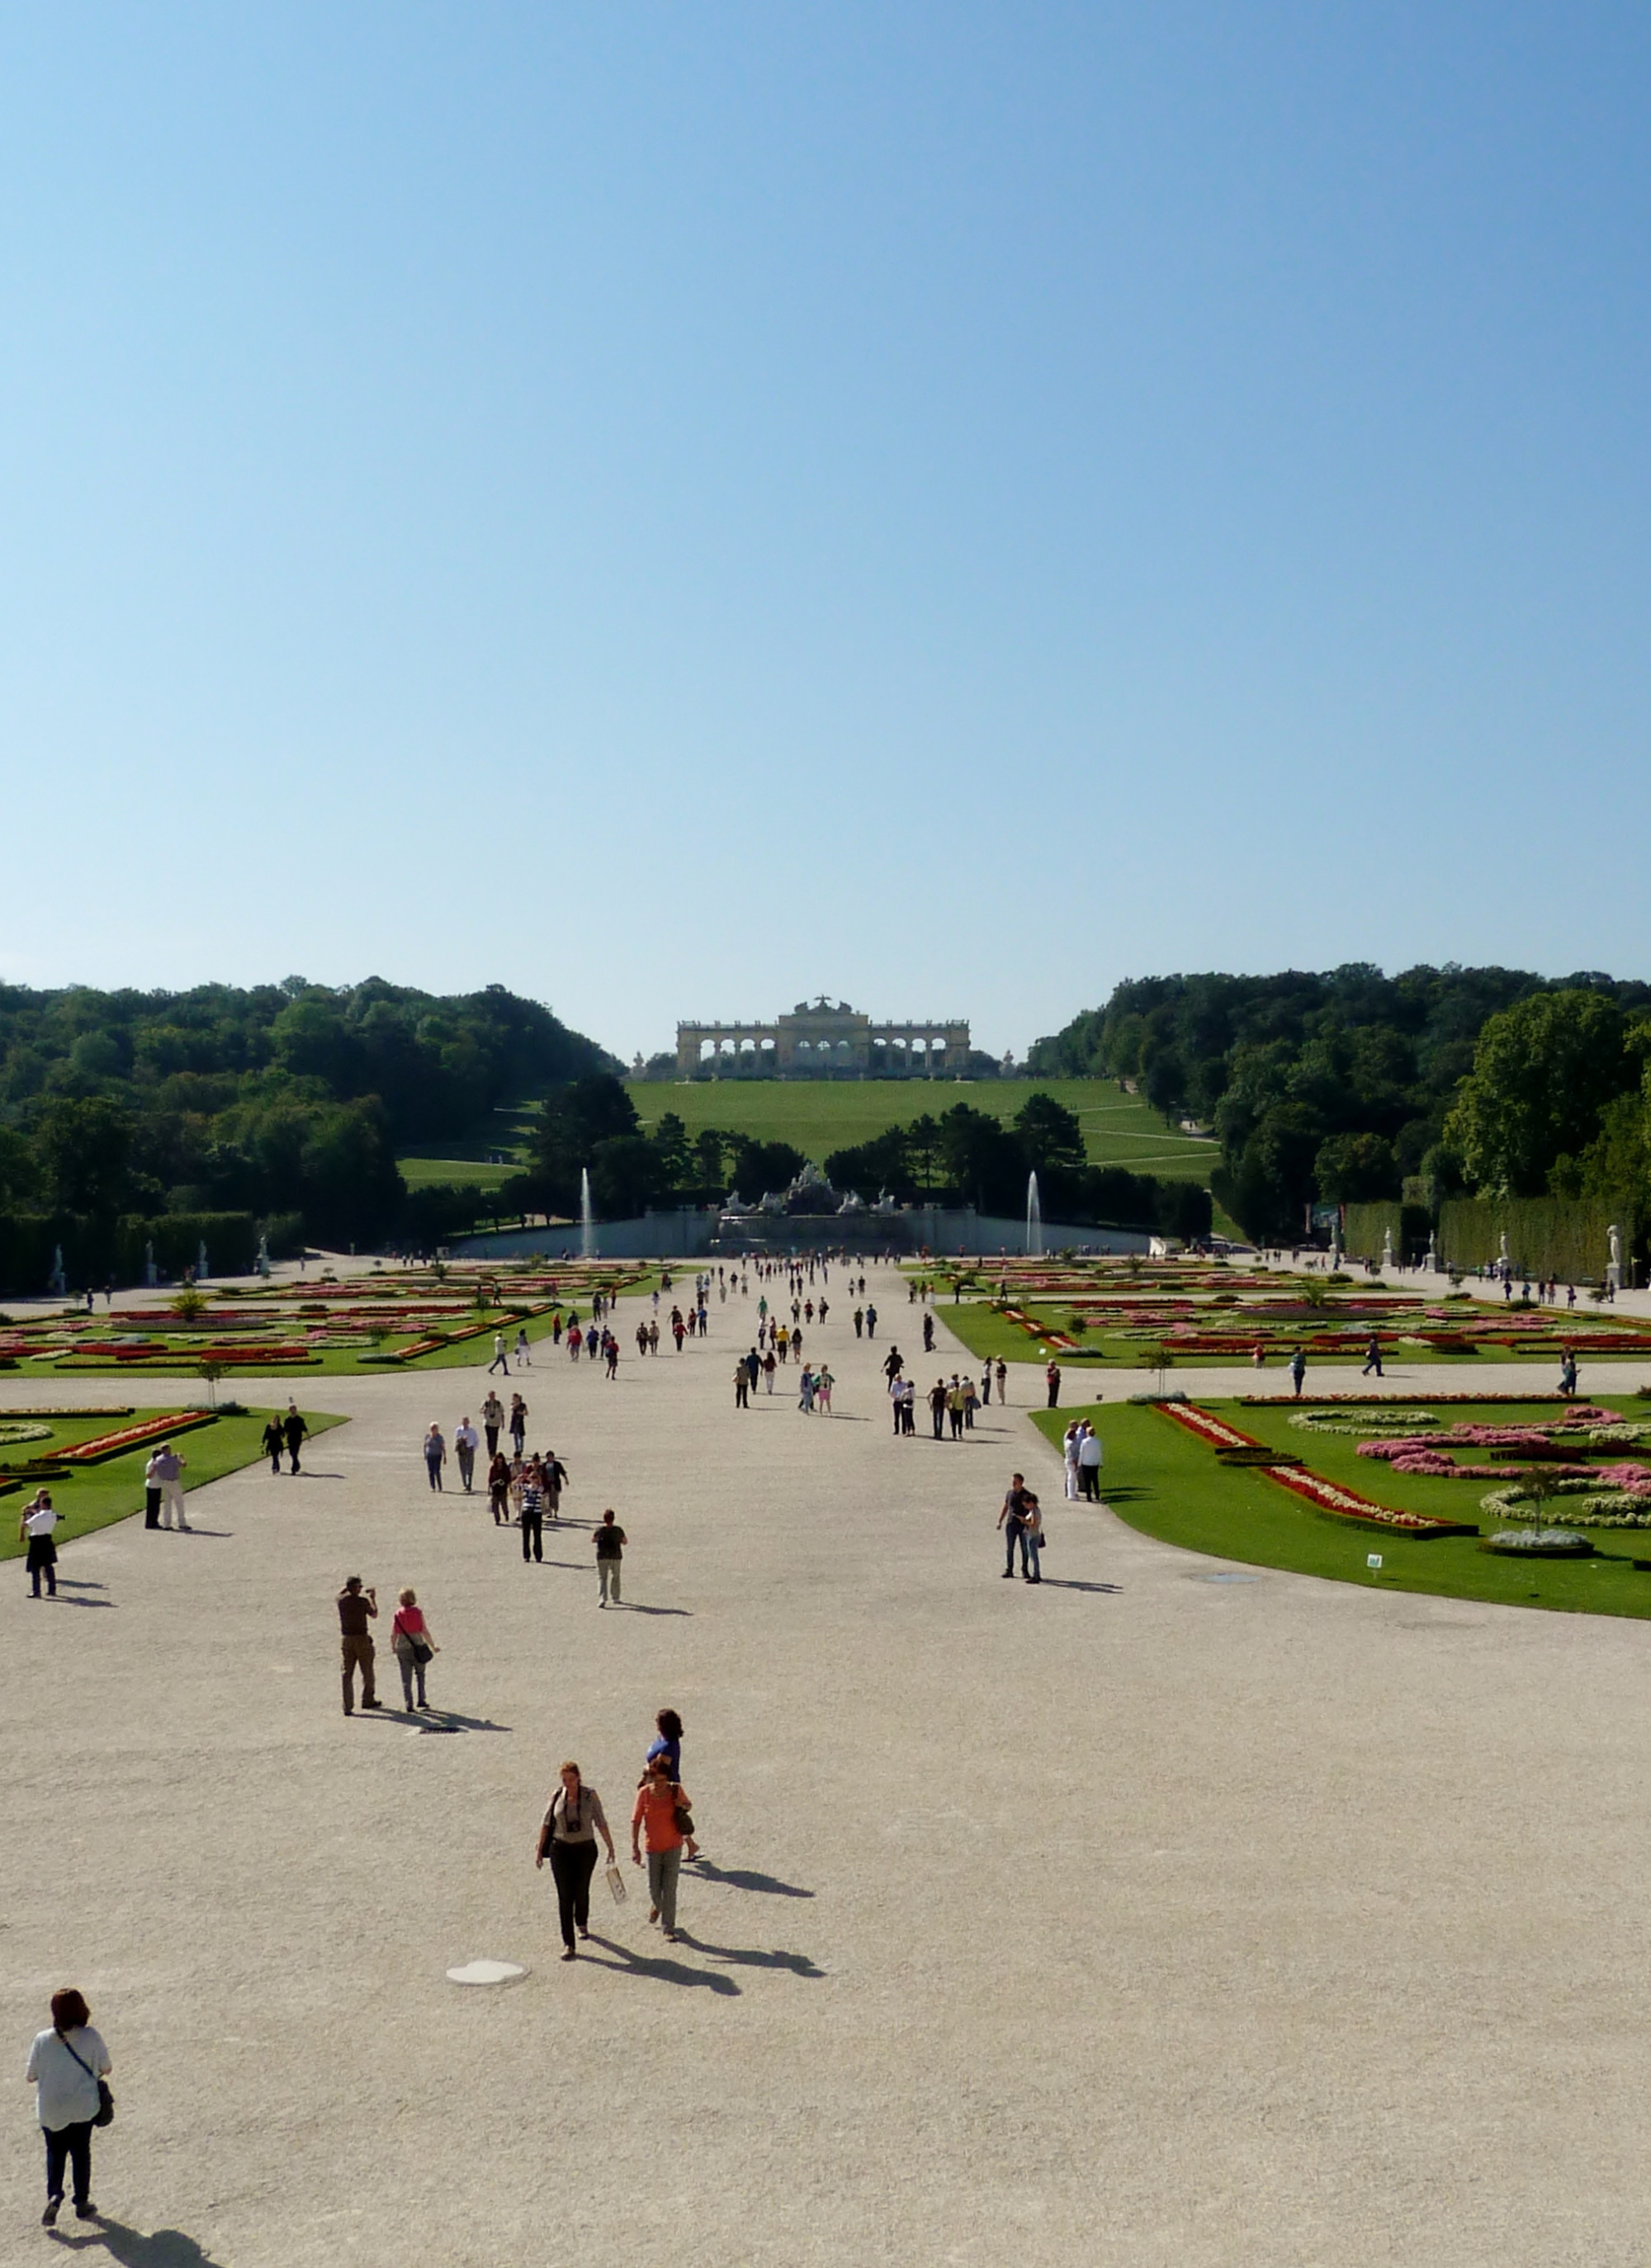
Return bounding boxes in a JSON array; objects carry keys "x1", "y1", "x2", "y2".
[{"x1": 626, "y1": 1077, "x2": 1218, "y2": 1183}]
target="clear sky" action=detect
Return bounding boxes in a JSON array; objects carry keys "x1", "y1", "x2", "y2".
[{"x1": 2, "y1": 3, "x2": 1647, "y2": 1062}]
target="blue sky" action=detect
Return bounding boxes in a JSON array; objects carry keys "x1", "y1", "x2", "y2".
[{"x1": 2, "y1": 3, "x2": 1647, "y2": 1061}]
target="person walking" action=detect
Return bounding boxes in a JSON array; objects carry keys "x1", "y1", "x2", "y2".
[
  {"x1": 1077, "y1": 1424, "x2": 1104, "y2": 1503},
  {"x1": 423, "y1": 1423, "x2": 447, "y2": 1491},
  {"x1": 509, "y1": 1394, "x2": 528, "y2": 1458},
  {"x1": 481, "y1": 1390, "x2": 504, "y2": 1461},
  {"x1": 518, "y1": 1463, "x2": 545, "y2": 1562},
  {"x1": 1045, "y1": 1360, "x2": 1062, "y2": 1409},
  {"x1": 997, "y1": 1473, "x2": 1030, "y2": 1578},
  {"x1": 762, "y1": 1348, "x2": 777, "y2": 1394},
  {"x1": 489, "y1": 1331, "x2": 509, "y2": 1376},
  {"x1": 283, "y1": 1401, "x2": 308, "y2": 1474},
  {"x1": 631, "y1": 1752, "x2": 691, "y2": 1942},
  {"x1": 453, "y1": 1415, "x2": 480, "y2": 1493},
  {"x1": 537, "y1": 1761, "x2": 617, "y2": 1959},
  {"x1": 922, "y1": 1311, "x2": 935, "y2": 1354},
  {"x1": 1062, "y1": 1422, "x2": 1081, "y2": 1500},
  {"x1": 980, "y1": 1361, "x2": 992, "y2": 1408},
  {"x1": 595, "y1": 1508, "x2": 627, "y2": 1606},
  {"x1": 1022, "y1": 1491, "x2": 1045, "y2": 1582},
  {"x1": 21, "y1": 1490, "x2": 59, "y2": 1599},
  {"x1": 154, "y1": 1441, "x2": 189, "y2": 1529},
  {"x1": 513, "y1": 1327, "x2": 532, "y2": 1368},
  {"x1": 865, "y1": 1303, "x2": 878, "y2": 1339},
  {"x1": 647, "y1": 1707, "x2": 701, "y2": 1860},
  {"x1": 947, "y1": 1377, "x2": 966, "y2": 1439},
  {"x1": 853, "y1": 1306, "x2": 864, "y2": 1338},
  {"x1": 1361, "y1": 1335, "x2": 1384, "y2": 1379},
  {"x1": 337, "y1": 1576, "x2": 381, "y2": 1714},
  {"x1": 143, "y1": 1446, "x2": 164, "y2": 1528},
  {"x1": 543, "y1": 1449, "x2": 568, "y2": 1521},
  {"x1": 1289, "y1": 1346, "x2": 1307, "y2": 1399},
  {"x1": 26, "y1": 1987, "x2": 111, "y2": 2227},
  {"x1": 962, "y1": 1374, "x2": 978, "y2": 1429},
  {"x1": 261, "y1": 1413, "x2": 285, "y2": 1475},
  {"x1": 995, "y1": 1359, "x2": 1008, "y2": 1406},
  {"x1": 486, "y1": 1448, "x2": 512, "y2": 1526},
  {"x1": 928, "y1": 1378, "x2": 947, "y2": 1439},
  {"x1": 390, "y1": 1586, "x2": 438, "y2": 1710},
  {"x1": 816, "y1": 1363, "x2": 834, "y2": 1413}
]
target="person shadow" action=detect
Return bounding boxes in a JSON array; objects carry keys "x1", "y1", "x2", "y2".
[
  {"x1": 673, "y1": 1932, "x2": 825, "y2": 1978},
  {"x1": 579, "y1": 1934, "x2": 740, "y2": 1996},
  {"x1": 47, "y1": 2218, "x2": 226, "y2": 2265},
  {"x1": 1038, "y1": 1579, "x2": 1123, "y2": 1594},
  {"x1": 689, "y1": 1859, "x2": 813, "y2": 1899},
  {"x1": 49, "y1": 1581, "x2": 117, "y2": 1609}
]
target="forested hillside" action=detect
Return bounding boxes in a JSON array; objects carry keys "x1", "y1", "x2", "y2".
[
  {"x1": 1029, "y1": 966, "x2": 1651, "y2": 1245},
  {"x1": 0, "y1": 979, "x2": 614, "y2": 1251}
]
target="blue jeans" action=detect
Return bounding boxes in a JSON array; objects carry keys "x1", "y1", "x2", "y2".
[
  {"x1": 1025, "y1": 1534, "x2": 1042, "y2": 1580},
  {"x1": 1005, "y1": 1521, "x2": 1029, "y2": 1575}
]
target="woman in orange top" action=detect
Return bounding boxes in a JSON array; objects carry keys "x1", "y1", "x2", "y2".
[{"x1": 630, "y1": 1753, "x2": 691, "y2": 1941}]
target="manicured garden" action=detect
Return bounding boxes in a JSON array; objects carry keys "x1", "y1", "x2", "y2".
[
  {"x1": 0, "y1": 1263, "x2": 658, "y2": 1377},
  {"x1": 1031, "y1": 1394, "x2": 1651, "y2": 1618},
  {"x1": 0, "y1": 1404, "x2": 346, "y2": 1559},
  {"x1": 914, "y1": 1256, "x2": 1651, "y2": 1371}
]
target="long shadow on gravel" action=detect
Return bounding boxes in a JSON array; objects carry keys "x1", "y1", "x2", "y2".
[
  {"x1": 47, "y1": 2218, "x2": 226, "y2": 2265},
  {"x1": 674, "y1": 1934, "x2": 824, "y2": 1978},
  {"x1": 579, "y1": 1935, "x2": 740, "y2": 1995},
  {"x1": 689, "y1": 1861, "x2": 813, "y2": 1898}
]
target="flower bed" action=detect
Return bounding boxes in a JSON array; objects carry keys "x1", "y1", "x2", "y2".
[
  {"x1": 1154, "y1": 1403, "x2": 1265, "y2": 1452},
  {"x1": 1479, "y1": 1476, "x2": 1651, "y2": 1528},
  {"x1": 1260, "y1": 1463, "x2": 1477, "y2": 1537},
  {"x1": 1290, "y1": 1409, "x2": 1437, "y2": 1437},
  {"x1": 52, "y1": 1410, "x2": 219, "y2": 1464}
]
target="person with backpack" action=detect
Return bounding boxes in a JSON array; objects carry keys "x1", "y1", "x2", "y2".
[
  {"x1": 536, "y1": 1760, "x2": 617, "y2": 1960},
  {"x1": 26, "y1": 1987, "x2": 111, "y2": 2227}
]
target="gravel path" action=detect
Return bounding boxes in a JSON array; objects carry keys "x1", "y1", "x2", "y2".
[{"x1": 4, "y1": 1265, "x2": 1649, "y2": 2266}]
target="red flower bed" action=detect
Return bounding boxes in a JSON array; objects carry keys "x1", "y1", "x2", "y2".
[
  {"x1": 1155, "y1": 1404, "x2": 1265, "y2": 1451},
  {"x1": 1259, "y1": 1463, "x2": 1476, "y2": 1537},
  {"x1": 54, "y1": 1410, "x2": 219, "y2": 1463}
]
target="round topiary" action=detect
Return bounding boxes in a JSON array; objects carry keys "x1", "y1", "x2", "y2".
[{"x1": 1479, "y1": 1528, "x2": 1594, "y2": 1557}]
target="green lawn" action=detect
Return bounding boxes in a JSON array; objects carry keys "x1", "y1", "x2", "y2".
[
  {"x1": 1030, "y1": 1398, "x2": 1651, "y2": 1618},
  {"x1": 625, "y1": 1076, "x2": 1218, "y2": 1184},
  {"x1": 2, "y1": 1405, "x2": 346, "y2": 1559},
  {"x1": 397, "y1": 1155, "x2": 519, "y2": 1190}
]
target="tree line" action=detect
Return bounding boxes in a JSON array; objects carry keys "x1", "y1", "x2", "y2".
[
  {"x1": 1027, "y1": 966, "x2": 1651, "y2": 1245},
  {"x1": 0, "y1": 978, "x2": 613, "y2": 1252},
  {"x1": 505, "y1": 1078, "x2": 1211, "y2": 1239}
]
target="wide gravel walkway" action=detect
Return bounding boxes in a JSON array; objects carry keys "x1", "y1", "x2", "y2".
[{"x1": 4, "y1": 1265, "x2": 1649, "y2": 2266}]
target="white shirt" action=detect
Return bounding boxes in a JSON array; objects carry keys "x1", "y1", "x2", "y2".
[
  {"x1": 26, "y1": 2026, "x2": 109, "y2": 2130},
  {"x1": 1078, "y1": 1437, "x2": 1103, "y2": 1468},
  {"x1": 454, "y1": 1425, "x2": 479, "y2": 1452},
  {"x1": 24, "y1": 1504, "x2": 59, "y2": 1537}
]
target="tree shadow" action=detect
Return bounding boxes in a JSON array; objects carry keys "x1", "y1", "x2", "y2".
[
  {"x1": 674, "y1": 1932, "x2": 825, "y2": 1977},
  {"x1": 689, "y1": 1860, "x2": 813, "y2": 1899},
  {"x1": 579, "y1": 1934, "x2": 740, "y2": 1994},
  {"x1": 47, "y1": 2219, "x2": 228, "y2": 2265}
]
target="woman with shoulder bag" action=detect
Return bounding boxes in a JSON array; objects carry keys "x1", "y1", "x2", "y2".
[
  {"x1": 536, "y1": 1762, "x2": 616, "y2": 1959},
  {"x1": 1022, "y1": 1492, "x2": 1045, "y2": 1583},
  {"x1": 26, "y1": 1987, "x2": 111, "y2": 2226},
  {"x1": 390, "y1": 1586, "x2": 438, "y2": 1710}
]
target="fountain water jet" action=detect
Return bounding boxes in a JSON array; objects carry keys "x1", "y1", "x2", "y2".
[
  {"x1": 1026, "y1": 1171, "x2": 1043, "y2": 1259},
  {"x1": 580, "y1": 1168, "x2": 598, "y2": 1261}
]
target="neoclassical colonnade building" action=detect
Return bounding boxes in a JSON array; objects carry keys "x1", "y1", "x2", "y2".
[{"x1": 676, "y1": 997, "x2": 971, "y2": 1079}]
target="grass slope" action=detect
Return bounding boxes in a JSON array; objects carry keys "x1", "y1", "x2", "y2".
[
  {"x1": 1031, "y1": 1398, "x2": 1651, "y2": 1619},
  {"x1": 2, "y1": 1405, "x2": 347, "y2": 1559},
  {"x1": 626, "y1": 1077, "x2": 1218, "y2": 1184}
]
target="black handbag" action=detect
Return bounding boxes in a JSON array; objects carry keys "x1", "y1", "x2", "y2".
[{"x1": 60, "y1": 2033, "x2": 113, "y2": 2128}]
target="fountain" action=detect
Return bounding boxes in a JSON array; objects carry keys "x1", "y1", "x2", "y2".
[
  {"x1": 1026, "y1": 1171, "x2": 1043, "y2": 1259},
  {"x1": 580, "y1": 1167, "x2": 597, "y2": 1261},
  {"x1": 48, "y1": 1244, "x2": 66, "y2": 1297},
  {"x1": 197, "y1": 1238, "x2": 210, "y2": 1283}
]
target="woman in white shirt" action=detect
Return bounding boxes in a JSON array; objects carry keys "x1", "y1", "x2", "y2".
[
  {"x1": 24, "y1": 1987, "x2": 111, "y2": 2225},
  {"x1": 20, "y1": 1489, "x2": 59, "y2": 1599}
]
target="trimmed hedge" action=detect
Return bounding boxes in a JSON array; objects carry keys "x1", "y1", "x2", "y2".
[
  {"x1": 1438, "y1": 1196, "x2": 1635, "y2": 1283},
  {"x1": 0, "y1": 1211, "x2": 258, "y2": 1295}
]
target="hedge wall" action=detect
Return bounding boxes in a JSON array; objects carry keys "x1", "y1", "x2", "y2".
[
  {"x1": 0, "y1": 1212, "x2": 258, "y2": 1295},
  {"x1": 1437, "y1": 1196, "x2": 1634, "y2": 1283},
  {"x1": 1340, "y1": 1202, "x2": 1401, "y2": 1262}
]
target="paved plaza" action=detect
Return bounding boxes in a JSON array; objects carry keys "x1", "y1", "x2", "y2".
[{"x1": 6, "y1": 1265, "x2": 1651, "y2": 2265}]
